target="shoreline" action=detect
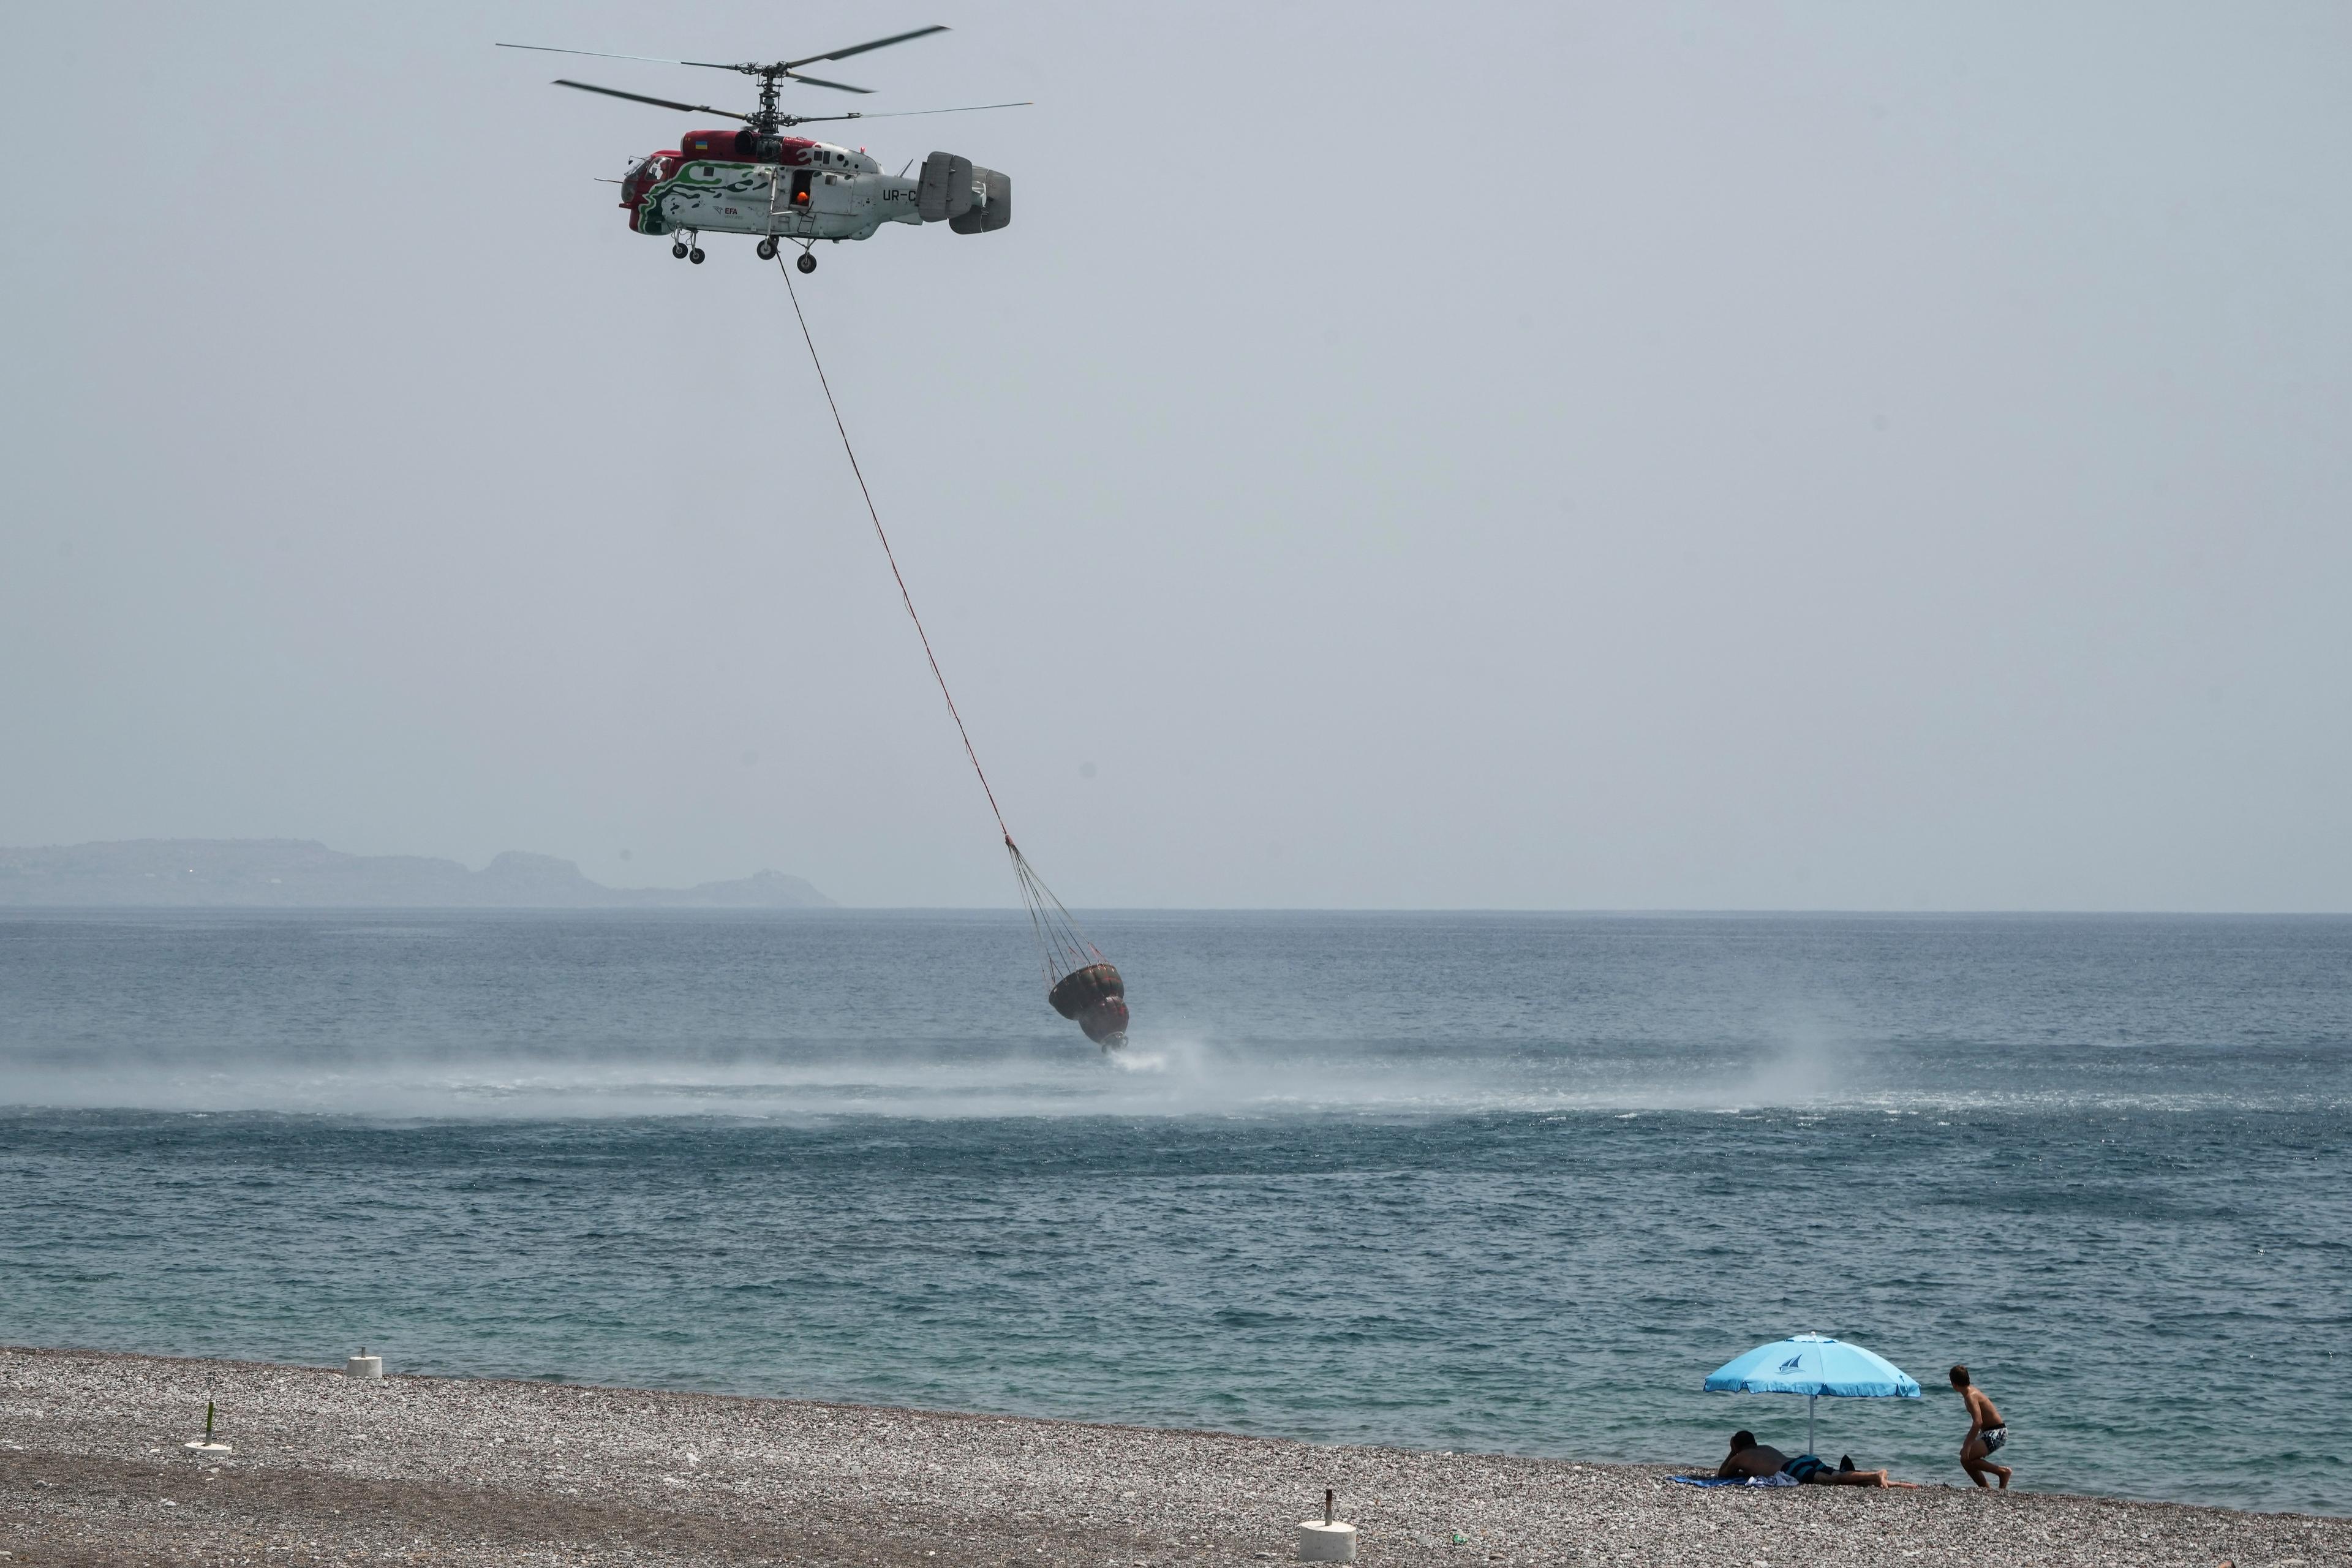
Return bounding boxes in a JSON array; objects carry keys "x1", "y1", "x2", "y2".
[{"x1": 4, "y1": 1346, "x2": 2342, "y2": 1567}]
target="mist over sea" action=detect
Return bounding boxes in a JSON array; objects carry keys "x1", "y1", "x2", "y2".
[{"x1": 2, "y1": 911, "x2": 2346, "y2": 1514}]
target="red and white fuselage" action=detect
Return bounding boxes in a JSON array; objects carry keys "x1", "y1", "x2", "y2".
[{"x1": 620, "y1": 128, "x2": 1005, "y2": 247}]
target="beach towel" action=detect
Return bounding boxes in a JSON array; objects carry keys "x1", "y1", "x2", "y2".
[{"x1": 1668, "y1": 1473, "x2": 1798, "y2": 1488}]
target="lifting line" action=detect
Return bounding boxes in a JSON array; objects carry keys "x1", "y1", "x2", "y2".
[
  {"x1": 774, "y1": 252, "x2": 1009, "y2": 844},
  {"x1": 773, "y1": 254, "x2": 1106, "y2": 987}
]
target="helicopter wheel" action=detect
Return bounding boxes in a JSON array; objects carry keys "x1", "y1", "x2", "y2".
[
  {"x1": 671, "y1": 241, "x2": 688, "y2": 260},
  {"x1": 756, "y1": 237, "x2": 779, "y2": 260},
  {"x1": 796, "y1": 252, "x2": 817, "y2": 274},
  {"x1": 688, "y1": 247, "x2": 706, "y2": 265}
]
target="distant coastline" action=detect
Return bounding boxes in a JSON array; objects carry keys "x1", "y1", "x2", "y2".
[{"x1": 0, "y1": 838, "x2": 832, "y2": 909}]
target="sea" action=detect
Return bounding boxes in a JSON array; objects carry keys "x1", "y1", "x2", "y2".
[{"x1": 1, "y1": 911, "x2": 2346, "y2": 1515}]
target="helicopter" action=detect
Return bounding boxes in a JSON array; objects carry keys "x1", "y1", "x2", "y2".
[{"x1": 498, "y1": 27, "x2": 1025, "y2": 272}]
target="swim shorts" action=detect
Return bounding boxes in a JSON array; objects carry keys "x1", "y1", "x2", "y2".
[
  {"x1": 1980, "y1": 1425, "x2": 2008, "y2": 1454},
  {"x1": 1782, "y1": 1455, "x2": 1833, "y2": 1483}
]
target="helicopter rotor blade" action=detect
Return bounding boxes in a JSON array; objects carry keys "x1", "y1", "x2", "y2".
[
  {"x1": 833, "y1": 100, "x2": 1035, "y2": 121},
  {"x1": 780, "y1": 72, "x2": 874, "y2": 94},
  {"x1": 550, "y1": 79, "x2": 751, "y2": 121},
  {"x1": 783, "y1": 25, "x2": 948, "y2": 71},
  {"x1": 502, "y1": 28, "x2": 951, "y2": 83},
  {"x1": 774, "y1": 100, "x2": 1031, "y2": 127},
  {"x1": 500, "y1": 43, "x2": 708, "y2": 69}
]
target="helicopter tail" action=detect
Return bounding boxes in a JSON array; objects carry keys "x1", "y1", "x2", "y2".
[{"x1": 918, "y1": 151, "x2": 1011, "y2": 233}]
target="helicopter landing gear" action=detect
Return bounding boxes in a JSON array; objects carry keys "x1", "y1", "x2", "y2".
[
  {"x1": 756, "y1": 236, "x2": 779, "y2": 260},
  {"x1": 688, "y1": 246, "x2": 706, "y2": 265},
  {"x1": 796, "y1": 251, "x2": 817, "y2": 274},
  {"x1": 671, "y1": 241, "x2": 688, "y2": 259}
]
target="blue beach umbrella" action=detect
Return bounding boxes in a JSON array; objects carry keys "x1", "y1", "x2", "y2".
[{"x1": 1703, "y1": 1332, "x2": 1922, "y2": 1457}]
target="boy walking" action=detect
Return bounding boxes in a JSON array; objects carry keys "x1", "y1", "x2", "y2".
[{"x1": 1950, "y1": 1364, "x2": 2013, "y2": 1488}]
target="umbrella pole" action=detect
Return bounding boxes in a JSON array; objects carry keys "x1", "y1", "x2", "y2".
[{"x1": 1807, "y1": 1393, "x2": 1816, "y2": 1457}]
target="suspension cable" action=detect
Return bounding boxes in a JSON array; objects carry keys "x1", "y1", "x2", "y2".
[
  {"x1": 774, "y1": 251, "x2": 1015, "y2": 849},
  {"x1": 774, "y1": 253, "x2": 1113, "y2": 988}
]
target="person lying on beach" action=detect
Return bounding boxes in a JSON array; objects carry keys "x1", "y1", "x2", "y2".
[
  {"x1": 1714, "y1": 1430, "x2": 1791, "y2": 1479},
  {"x1": 1713, "y1": 1430, "x2": 1920, "y2": 1488},
  {"x1": 1950, "y1": 1364, "x2": 2013, "y2": 1489}
]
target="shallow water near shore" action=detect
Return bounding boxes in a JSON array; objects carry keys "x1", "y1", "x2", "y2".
[{"x1": 2, "y1": 911, "x2": 2347, "y2": 1514}]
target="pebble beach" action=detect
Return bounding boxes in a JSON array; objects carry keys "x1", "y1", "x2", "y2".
[{"x1": 2, "y1": 1347, "x2": 2339, "y2": 1568}]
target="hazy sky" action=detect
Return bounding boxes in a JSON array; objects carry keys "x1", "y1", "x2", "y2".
[{"x1": 2, "y1": 2, "x2": 2346, "y2": 910}]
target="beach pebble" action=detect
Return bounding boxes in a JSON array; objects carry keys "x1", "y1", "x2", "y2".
[{"x1": 0, "y1": 1345, "x2": 2341, "y2": 1568}]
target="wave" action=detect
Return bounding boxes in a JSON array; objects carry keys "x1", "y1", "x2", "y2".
[{"x1": 4, "y1": 1030, "x2": 2340, "y2": 1120}]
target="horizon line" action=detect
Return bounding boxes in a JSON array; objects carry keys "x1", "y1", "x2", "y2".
[{"x1": 1, "y1": 903, "x2": 2346, "y2": 918}]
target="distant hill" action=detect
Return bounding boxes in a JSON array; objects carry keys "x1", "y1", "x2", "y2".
[{"x1": 0, "y1": 839, "x2": 834, "y2": 909}]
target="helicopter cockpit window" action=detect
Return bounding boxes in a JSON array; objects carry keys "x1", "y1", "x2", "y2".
[{"x1": 622, "y1": 156, "x2": 664, "y2": 202}]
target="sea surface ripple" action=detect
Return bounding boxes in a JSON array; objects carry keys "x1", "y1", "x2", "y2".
[{"x1": 1, "y1": 911, "x2": 2346, "y2": 1513}]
